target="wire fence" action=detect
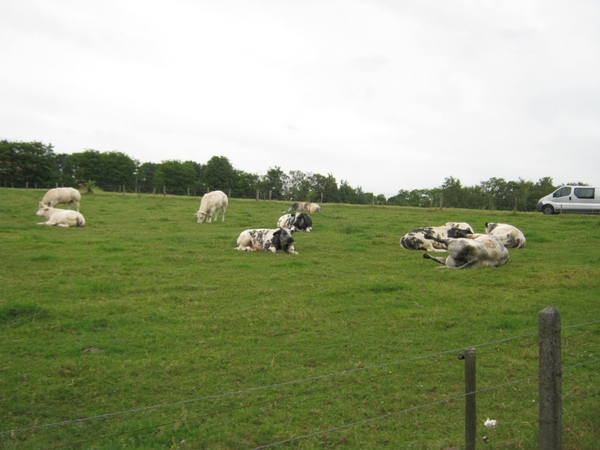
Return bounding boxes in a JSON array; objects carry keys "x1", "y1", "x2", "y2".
[{"x1": 3, "y1": 317, "x2": 598, "y2": 449}]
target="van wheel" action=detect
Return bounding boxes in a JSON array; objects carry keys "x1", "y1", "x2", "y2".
[{"x1": 542, "y1": 205, "x2": 555, "y2": 215}]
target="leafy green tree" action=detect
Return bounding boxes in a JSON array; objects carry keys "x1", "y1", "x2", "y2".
[
  {"x1": 233, "y1": 169, "x2": 260, "y2": 198},
  {"x1": 309, "y1": 173, "x2": 339, "y2": 203},
  {"x1": 0, "y1": 140, "x2": 57, "y2": 187},
  {"x1": 137, "y1": 162, "x2": 159, "y2": 193},
  {"x1": 260, "y1": 166, "x2": 288, "y2": 200},
  {"x1": 70, "y1": 150, "x2": 138, "y2": 190},
  {"x1": 154, "y1": 160, "x2": 198, "y2": 195},
  {"x1": 338, "y1": 180, "x2": 357, "y2": 203},
  {"x1": 202, "y1": 156, "x2": 235, "y2": 192},
  {"x1": 54, "y1": 153, "x2": 76, "y2": 186},
  {"x1": 440, "y1": 176, "x2": 465, "y2": 208},
  {"x1": 285, "y1": 170, "x2": 311, "y2": 201}
]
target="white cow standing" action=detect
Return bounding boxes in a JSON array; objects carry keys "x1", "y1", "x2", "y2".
[
  {"x1": 36, "y1": 203, "x2": 86, "y2": 227},
  {"x1": 195, "y1": 190, "x2": 228, "y2": 223},
  {"x1": 41, "y1": 187, "x2": 81, "y2": 212}
]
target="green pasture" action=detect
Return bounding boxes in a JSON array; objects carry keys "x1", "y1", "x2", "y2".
[{"x1": 0, "y1": 188, "x2": 598, "y2": 449}]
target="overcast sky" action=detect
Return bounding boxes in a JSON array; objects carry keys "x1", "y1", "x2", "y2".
[{"x1": 1, "y1": 1, "x2": 599, "y2": 197}]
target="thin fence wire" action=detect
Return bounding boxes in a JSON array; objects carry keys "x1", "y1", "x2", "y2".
[
  {"x1": 1, "y1": 331, "x2": 540, "y2": 436},
  {"x1": 2, "y1": 320, "x2": 598, "y2": 447}
]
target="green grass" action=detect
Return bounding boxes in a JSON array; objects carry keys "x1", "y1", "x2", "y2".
[{"x1": 0, "y1": 188, "x2": 599, "y2": 449}]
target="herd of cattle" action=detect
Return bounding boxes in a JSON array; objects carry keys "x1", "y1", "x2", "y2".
[{"x1": 34, "y1": 188, "x2": 526, "y2": 268}]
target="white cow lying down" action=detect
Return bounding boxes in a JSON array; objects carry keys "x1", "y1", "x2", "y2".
[
  {"x1": 41, "y1": 187, "x2": 81, "y2": 212},
  {"x1": 36, "y1": 203, "x2": 86, "y2": 227},
  {"x1": 485, "y1": 222, "x2": 526, "y2": 248},
  {"x1": 235, "y1": 228, "x2": 298, "y2": 254},
  {"x1": 422, "y1": 232, "x2": 509, "y2": 269},
  {"x1": 195, "y1": 190, "x2": 228, "y2": 223}
]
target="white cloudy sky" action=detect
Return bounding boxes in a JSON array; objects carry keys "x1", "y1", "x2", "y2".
[{"x1": 1, "y1": 0, "x2": 599, "y2": 197}]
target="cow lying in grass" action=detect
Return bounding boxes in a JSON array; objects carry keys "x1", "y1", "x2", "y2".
[
  {"x1": 287, "y1": 202, "x2": 321, "y2": 213},
  {"x1": 41, "y1": 187, "x2": 81, "y2": 212},
  {"x1": 235, "y1": 228, "x2": 298, "y2": 254},
  {"x1": 422, "y1": 232, "x2": 509, "y2": 269},
  {"x1": 400, "y1": 222, "x2": 474, "y2": 252},
  {"x1": 277, "y1": 213, "x2": 313, "y2": 232},
  {"x1": 485, "y1": 222, "x2": 526, "y2": 248},
  {"x1": 195, "y1": 190, "x2": 228, "y2": 223},
  {"x1": 36, "y1": 203, "x2": 86, "y2": 228}
]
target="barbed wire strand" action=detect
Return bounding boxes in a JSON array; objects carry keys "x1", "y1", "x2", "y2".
[
  {"x1": 3, "y1": 321, "x2": 598, "y2": 438},
  {"x1": 252, "y1": 358, "x2": 600, "y2": 450},
  {"x1": 1, "y1": 332, "x2": 539, "y2": 436},
  {"x1": 15, "y1": 358, "x2": 600, "y2": 450}
]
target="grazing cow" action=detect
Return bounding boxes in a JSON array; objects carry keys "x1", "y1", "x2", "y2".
[
  {"x1": 277, "y1": 213, "x2": 313, "y2": 232},
  {"x1": 287, "y1": 202, "x2": 321, "y2": 213},
  {"x1": 36, "y1": 203, "x2": 86, "y2": 228},
  {"x1": 195, "y1": 190, "x2": 228, "y2": 223},
  {"x1": 41, "y1": 187, "x2": 81, "y2": 212},
  {"x1": 400, "y1": 222, "x2": 474, "y2": 252},
  {"x1": 235, "y1": 228, "x2": 298, "y2": 254},
  {"x1": 422, "y1": 232, "x2": 509, "y2": 269},
  {"x1": 485, "y1": 222, "x2": 526, "y2": 248}
]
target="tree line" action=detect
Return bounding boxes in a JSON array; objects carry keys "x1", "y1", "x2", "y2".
[{"x1": 0, "y1": 140, "x2": 585, "y2": 211}]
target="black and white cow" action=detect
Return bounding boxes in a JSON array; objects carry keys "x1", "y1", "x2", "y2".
[
  {"x1": 422, "y1": 232, "x2": 509, "y2": 269},
  {"x1": 277, "y1": 213, "x2": 313, "y2": 232},
  {"x1": 485, "y1": 222, "x2": 526, "y2": 248},
  {"x1": 400, "y1": 222, "x2": 474, "y2": 252},
  {"x1": 235, "y1": 228, "x2": 298, "y2": 254}
]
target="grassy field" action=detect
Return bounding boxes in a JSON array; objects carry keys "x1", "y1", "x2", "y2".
[{"x1": 1, "y1": 188, "x2": 599, "y2": 449}]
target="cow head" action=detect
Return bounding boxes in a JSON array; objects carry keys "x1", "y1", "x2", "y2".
[
  {"x1": 294, "y1": 213, "x2": 313, "y2": 232},
  {"x1": 36, "y1": 203, "x2": 50, "y2": 216},
  {"x1": 272, "y1": 228, "x2": 295, "y2": 251}
]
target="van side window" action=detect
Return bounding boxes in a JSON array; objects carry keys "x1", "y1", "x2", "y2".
[
  {"x1": 574, "y1": 188, "x2": 595, "y2": 199},
  {"x1": 553, "y1": 187, "x2": 571, "y2": 198}
]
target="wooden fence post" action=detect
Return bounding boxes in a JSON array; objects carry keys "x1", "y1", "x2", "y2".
[
  {"x1": 163, "y1": 186, "x2": 166, "y2": 197},
  {"x1": 464, "y1": 347, "x2": 476, "y2": 450},
  {"x1": 187, "y1": 188, "x2": 190, "y2": 197},
  {"x1": 539, "y1": 306, "x2": 562, "y2": 450},
  {"x1": 256, "y1": 189, "x2": 259, "y2": 201},
  {"x1": 439, "y1": 193, "x2": 444, "y2": 210}
]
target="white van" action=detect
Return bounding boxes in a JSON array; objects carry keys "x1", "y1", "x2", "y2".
[{"x1": 537, "y1": 186, "x2": 600, "y2": 214}]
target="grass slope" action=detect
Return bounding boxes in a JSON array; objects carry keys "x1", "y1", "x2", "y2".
[{"x1": 0, "y1": 188, "x2": 599, "y2": 449}]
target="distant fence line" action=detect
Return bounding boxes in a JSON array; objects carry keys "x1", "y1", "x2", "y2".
[
  {"x1": 3, "y1": 182, "x2": 541, "y2": 210},
  {"x1": 2, "y1": 308, "x2": 598, "y2": 448}
]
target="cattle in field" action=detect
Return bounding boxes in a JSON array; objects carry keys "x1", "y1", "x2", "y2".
[
  {"x1": 41, "y1": 187, "x2": 81, "y2": 212},
  {"x1": 287, "y1": 202, "x2": 321, "y2": 213},
  {"x1": 422, "y1": 232, "x2": 509, "y2": 269},
  {"x1": 400, "y1": 222, "x2": 474, "y2": 252},
  {"x1": 36, "y1": 203, "x2": 86, "y2": 227},
  {"x1": 277, "y1": 213, "x2": 313, "y2": 232},
  {"x1": 485, "y1": 222, "x2": 526, "y2": 248},
  {"x1": 195, "y1": 190, "x2": 228, "y2": 223},
  {"x1": 235, "y1": 228, "x2": 298, "y2": 254}
]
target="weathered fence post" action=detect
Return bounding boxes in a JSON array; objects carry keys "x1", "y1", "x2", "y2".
[
  {"x1": 269, "y1": 190, "x2": 272, "y2": 201},
  {"x1": 228, "y1": 189, "x2": 231, "y2": 198},
  {"x1": 187, "y1": 188, "x2": 190, "y2": 197},
  {"x1": 256, "y1": 189, "x2": 259, "y2": 201},
  {"x1": 163, "y1": 186, "x2": 166, "y2": 197},
  {"x1": 439, "y1": 193, "x2": 444, "y2": 210},
  {"x1": 464, "y1": 347, "x2": 476, "y2": 450},
  {"x1": 539, "y1": 306, "x2": 562, "y2": 450}
]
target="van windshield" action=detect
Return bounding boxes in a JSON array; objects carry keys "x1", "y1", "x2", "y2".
[{"x1": 553, "y1": 187, "x2": 571, "y2": 198}]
